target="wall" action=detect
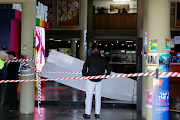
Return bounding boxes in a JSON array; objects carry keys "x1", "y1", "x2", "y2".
[
  {"x1": 0, "y1": 9, "x2": 15, "y2": 50},
  {"x1": 93, "y1": 0, "x2": 137, "y2": 14}
]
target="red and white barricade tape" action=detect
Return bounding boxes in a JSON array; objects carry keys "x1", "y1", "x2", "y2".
[
  {"x1": 20, "y1": 73, "x2": 36, "y2": 76},
  {"x1": 38, "y1": 76, "x2": 41, "y2": 103},
  {"x1": 41, "y1": 71, "x2": 81, "y2": 74},
  {"x1": 21, "y1": 62, "x2": 39, "y2": 71},
  {"x1": 5, "y1": 59, "x2": 34, "y2": 63},
  {"x1": 20, "y1": 71, "x2": 81, "y2": 76},
  {"x1": 1, "y1": 72, "x2": 180, "y2": 83}
]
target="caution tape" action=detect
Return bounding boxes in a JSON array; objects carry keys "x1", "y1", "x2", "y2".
[
  {"x1": 5, "y1": 59, "x2": 34, "y2": 63},
  {"x1": 20, "y1": 73, "x2": 36, "y2": 76},
  {"x1": 21, "y1": 62, "x2": 39, "y2": 71},
  {"x1": 20, "y1": 71, "x2": 81, "y2": 76},
  {"x1": 1, "y1": 72, "x2": 180, "y2": 83},
  {"x1": 41, "y1": 71, "x2": 82, "y2": 74}
]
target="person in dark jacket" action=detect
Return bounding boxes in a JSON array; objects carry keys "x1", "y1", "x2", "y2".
[
  {"x1": 0, "y1": 46, "x2": 9, "y2": 106},
  {"x1": 7, "y1": 51, "x2": 20, "y2": 112},
  {"x1": 82, "y1": 48, "x2": 111, "y2": 119},
  {"x1": 0, "y1": 58, "x2": 8, "y2": 107}
]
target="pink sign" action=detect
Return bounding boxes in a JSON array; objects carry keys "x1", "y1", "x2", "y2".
[{"x1": 146, "y1": 90, "x2": 152, "y2": 108}]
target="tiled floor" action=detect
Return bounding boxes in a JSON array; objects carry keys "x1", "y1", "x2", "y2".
[
  {"x1": 0, "y1": 104, "x2": 144, "y2": 120},
  {"x1": 1, "y1": 81, "x2": 180, "y2": 120}
]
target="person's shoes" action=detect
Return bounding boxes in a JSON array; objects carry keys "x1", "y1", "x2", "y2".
[
  {"x1": 83, "y1": 114, "x2": 90, "y2": 119},
  {"x1": 95, "y1": 114, "x2": 100, "y2": 118}
]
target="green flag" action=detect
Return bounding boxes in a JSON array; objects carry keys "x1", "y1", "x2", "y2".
[{"x1": 0, "y1": 58, "x2": 5, "y2": 70}]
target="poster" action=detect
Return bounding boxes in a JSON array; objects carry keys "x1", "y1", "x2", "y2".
[
  {"x1": 147, "y1": 53, "x2": 158, "y2": 70},
  {"x1": 57, "y1": 0, "x2": 80, "y2": 27},
  {"x1": 35, "y1": 26, "x2": 45, "y2": 72},
  {"x1": 153, "y1": 78, "x2": 169, "y2": 120},
  {"x1": 175, "y1": 2, "x2": 180, "y2": 27},
  {"x1": 159, "y1": 53, "x2": 170, "y2": 72},
  {"x1": 170, "y1": 39, "x2": 175, "y2": 48},
  {"x1": 149, "y1": 39, "x2": 157, "y2": 51},
  {"x1": 21, "y1": 55, "x2": 30, "y2": 71},
  {"x1": 174, "y1": 36, "x2": 180, "y2": 44},
  {"x1": 146, "y1": 90, "x2": 152, "y2": 108},
  {"x1": 144, "y1": 32, "x2": 148, "y2": 56},
  {"x1": 21, "y1": 44, "x2": 27, "y2": 53},
  {"x1": 165, "y1": 38, "x2": 170, "y2": 50}
]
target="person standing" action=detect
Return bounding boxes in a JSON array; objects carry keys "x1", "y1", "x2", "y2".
[
  {"x1": 0, "y1": 46, "x2": 8, "y2": 106},
  {"x1": 7, "y1": 51, "x2": 20, "y2": 111},
  {"x1": 82, "y1": 48, "x2": 111, "y2": 119}
]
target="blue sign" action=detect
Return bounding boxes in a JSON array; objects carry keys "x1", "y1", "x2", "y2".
[
  {"x1": 153, "y1": 77, "x2": 169, "y2": 120},
  {"x1": 159, "y1": 53, "x2": 170, "y2": 72}
]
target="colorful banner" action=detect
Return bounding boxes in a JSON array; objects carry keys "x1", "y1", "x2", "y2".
[
  {"x1": 165, "y1": 38, "x2": 170, "y2": 50},
  {"x1": 159, "y1": 53, "x2": 170, "y2": 72},
  {"x1": 147, "y1": 53, "x2": 158, "y2": 70},
  {"x1": 153, "y1": 77, "x2": 169, "y2": 120},
  {"x1": 149, "y1": 39, "x2": 157, "y2": 51},
  {"x1": 146, "y1": 90, "x2": 152, "y2": 108},
  {"x1": 35, "y1": 26, "x2": 45, "y2": 72}
]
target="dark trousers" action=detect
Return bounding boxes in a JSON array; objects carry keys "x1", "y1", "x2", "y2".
[
  {"x1": 7, "y1": 82, "x2": 19, "y2": 110},
  {"x1": 0, "y1": 84, "x2": 2, "y2": 105}
]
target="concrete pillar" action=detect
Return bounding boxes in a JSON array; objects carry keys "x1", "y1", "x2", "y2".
[
  {"x1": 87, "y1": 0, "x2": 93, "y2": 50},
  {"x1": 20, "y1": 0, "x2": 36, "y2": 114},
  {"x1": 71, "y1": 40, "x2": 76, "y2": 57},
  {"x1": 79, "y1": 30, "x2": 87, "y2": 61},
  {"x1": 79, "y1": 0, "x2": 87, "y2": 61},
  {"x1": 136, "y1": 0, "x2": 144, "y2": 116},
  {"x1": 142, "y1": 0, "x2": 148, "y2": 118},
  {"x1": 146, "y1": 0, "x2": 170, "y2": 119}
]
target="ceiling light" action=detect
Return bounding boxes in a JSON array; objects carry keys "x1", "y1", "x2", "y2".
[
  {"x1": 122, "y1": 44, "x2": 124, "y2": 46},
  {"x1": 54, "y1": 40, "x2": 61, "y2": 41},
  {"x1": 105, "y1": 44, "x2": 107, "y2": 47},
  {"x1": 49, "y1": 38, "x2": 54, "y2": 40},
  {"x1": 126, "y1": 41, "x2": 133, "y2": 42},
  {"x1": 111, "y1": 44, "x2": 113, "y2": 46},
  {"x1": 68, "y1": 41, "x2": 70, "y2": 43},
  {"x1": 99, "y1": 43, "x2": 101, "y2": 45},
  {"x1": 113, "y1": 0, "x2": 130, "y2": 1}
]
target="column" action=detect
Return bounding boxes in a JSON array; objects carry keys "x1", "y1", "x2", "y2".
[
  {"x1": 20, "y1": 0, "x2": 36, "y2": 114},
  {"x1": 87, "y1": 0, "x2": 93, "y2": 50},
  {"x1": 136, "y1": 0, "x2": 144, "y2": 116},
  {"x1": 79, "y1": 30, "x2": 87, "y2": 61},
  {"x1": 71, "y1": 40, "x2": 76, "y2": 57},
  {"x1": 146, "y1": 0, "x2": 170, "y2": 120},
  {"x1": 79, "y1": 0, "x2": 87, "y2": 61},
  {"x1": 142, "y1": 0, "x2": 148, "y2": 118}
]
